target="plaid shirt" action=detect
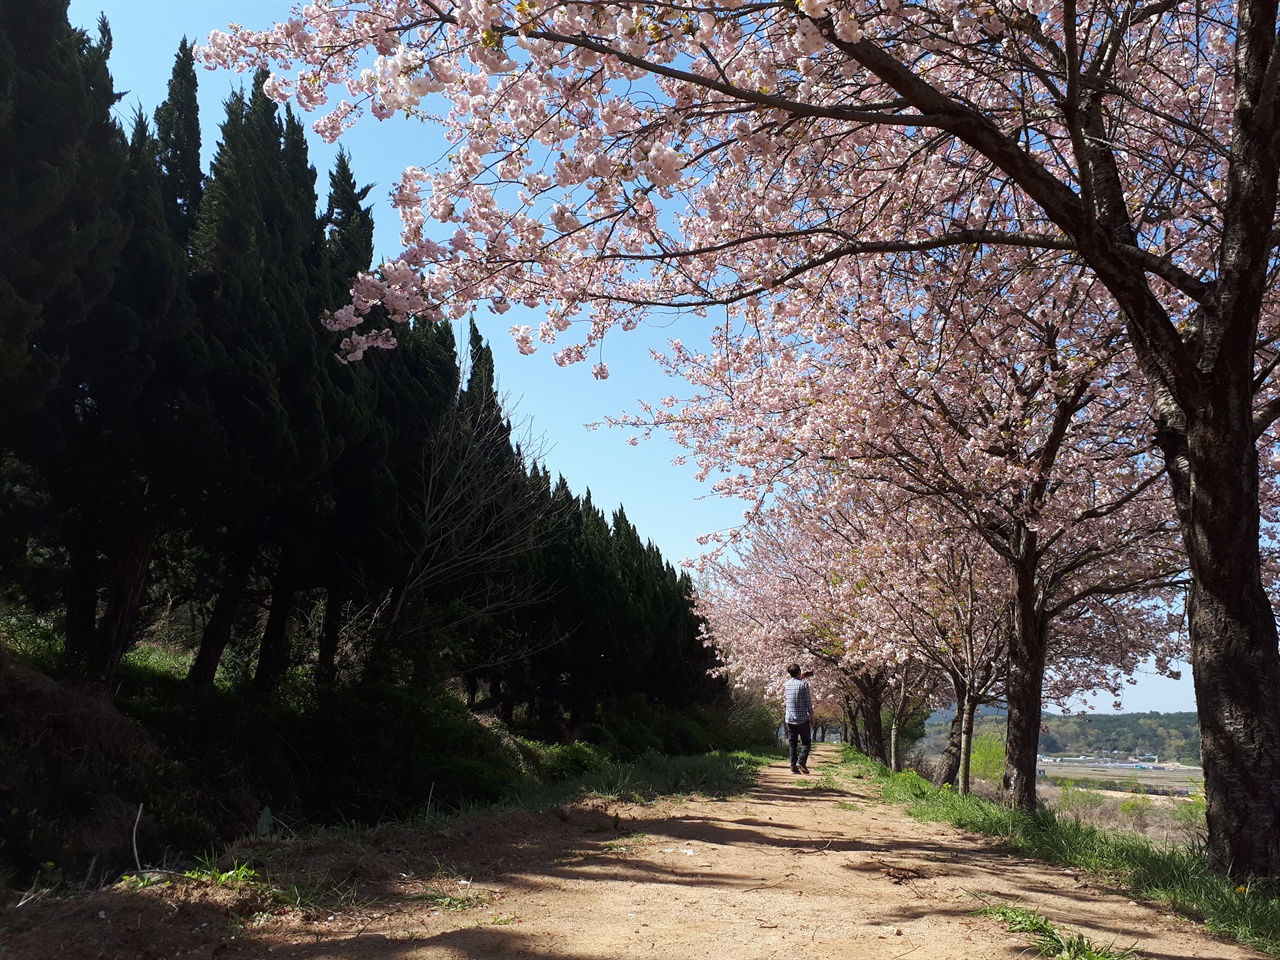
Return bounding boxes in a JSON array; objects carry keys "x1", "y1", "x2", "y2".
[{"x1": 783, "y1": 677, "x2": 813, "y2": 724}]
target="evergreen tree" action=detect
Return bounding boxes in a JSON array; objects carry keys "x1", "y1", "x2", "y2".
[
  {"x1": 185, "y1": 77, "x2": 316, "y2": 688},
  {"x1": 0, "y1": 3, "x2": 126, "y2": 441},
  {"x1": 153, "y1": 38, "x2": 202, "y2": 249}
]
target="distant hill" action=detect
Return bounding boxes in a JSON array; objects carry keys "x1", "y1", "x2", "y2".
[{"x1": 921, "y1": 709, "x2": 1201, "y2": 764}]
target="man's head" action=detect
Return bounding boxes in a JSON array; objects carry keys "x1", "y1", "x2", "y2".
[{"x1": 787, "y1": 663, "x2": 801, "y2": 678}]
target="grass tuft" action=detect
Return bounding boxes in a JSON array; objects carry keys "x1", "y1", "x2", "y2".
[{"x1": 979, "y1": 904, "x2": 1137, "y2": 960}]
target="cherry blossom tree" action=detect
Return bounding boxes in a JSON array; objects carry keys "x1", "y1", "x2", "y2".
[
  {"x1": 205, "y1": 0, "x2": 1280, "y2": 875},
  {"x1": 689, "y1": 495, "x2": 932, "y2": 766},
  {"x1": 832, "y1": 513, "x2": 1010, "y2": 793},
  {"x1": 662, "y1": 254, "x2": 1185, "y2": 807}
]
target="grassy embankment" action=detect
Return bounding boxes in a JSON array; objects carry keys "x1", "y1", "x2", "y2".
[
  {"x1": 4, "y1": 739, "x2": 778, "y2": 913},
  {"x1": 825, "y1": 747, "x2": 1280, "y2": 957}
]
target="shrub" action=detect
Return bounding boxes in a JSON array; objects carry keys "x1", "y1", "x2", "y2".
[
  {"x1": 294, "y1": 685, "x2": 527, "y2": 819},
  {"x1": 969, "y1": 731, "x2": 1006, "y2": 781}
]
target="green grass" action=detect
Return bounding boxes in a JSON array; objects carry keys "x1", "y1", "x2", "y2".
[
  {"x1": 501, "y1": 748, "x2": 777, "y2": 811},
  {"x1": 836, "y1": 747, "x2": 1280, "y2": 956},
  {"x1": 979, "y1": 904, "x2": 1137, "y2": 959}
]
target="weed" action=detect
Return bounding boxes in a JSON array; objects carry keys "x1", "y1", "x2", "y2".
[
  {"x1": 979, "y1": 903, "x2": 1137, "y2": 960},
  {"x1": 411, "y1": 889, "x2": 489, "y2": 910},
  {"x1": 603, "y1": 832, "x2": 646, "y2": 853},
  {"x1": 119, "y1": 873, "x2": 169, "y2": 890},
  {"x1": 184, "y1": 854, "x2": 257, "y2": 886},
  {"x1": 273, "y1": 877, "x2": 371, "y2": 913},
  {"x1": 979, "y1": 903, "x2": 1055, "y2": 936},
  {"x1": 800, "y1": 767, "x2": 840, "y2": 790},
  {"x1": 1117, "y1": 794, "x2": 1154, "y2": 831},
  {"x1": 573, "y1": 751, "x2": 773, "y2": 805}
]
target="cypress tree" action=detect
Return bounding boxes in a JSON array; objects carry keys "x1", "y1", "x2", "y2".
[
  {"x1": 15, "y1": 104, "x2": 198, "y2": 684},
  {"x1": 153, "y1": 38, "x2": 202, "y2": 249},
  {"x1": 186, "y1": 80, "x2": 301, "y2": 687},
  {"x1": 0, "y1": 3, "x2": 126, "y2": 441}
]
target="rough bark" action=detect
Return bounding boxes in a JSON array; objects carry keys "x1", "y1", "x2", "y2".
[
  {"x1": 253, "y1": 561, "x2": 297, "y2": 697},
  {"x1": 1002, "y1": 545, "x2": 1046, "y2": 811},
  {"x1": 842, "y1": 696, "x2": 863, "y2": 755},
  {"x1": 187, "y1": 536, "x2": 258, "y2": 688},
  {"x1": 1161, "y1": 404, "x2": 1280, "y2": 876},
  {"x1": 853, "y1": 674, "x2": 888, "y2": 765},
  {"x1": 86, "y1": 504, "x2": 160, "y2": 685},
  {"x1": 958, "y1": 691, "x2": 977, "y2": 797}
]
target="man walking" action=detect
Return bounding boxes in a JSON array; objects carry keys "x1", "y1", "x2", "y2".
[{"x1": 783, "y1": 664, "x2": 814, "y2": 775}]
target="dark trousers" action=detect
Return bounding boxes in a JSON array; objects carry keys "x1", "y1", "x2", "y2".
[{"x1": 787, "y1": 721, "x2": 811, "y2": 769}]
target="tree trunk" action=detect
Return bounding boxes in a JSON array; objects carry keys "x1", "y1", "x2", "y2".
[
  {"x1": 889, "y1": 714, "x2": 901, "y2": 773},
  {"x1": 1002, "y1": 544, "x2": 1046, "y2": 811},
  {"x1": 1162, "y1": 410, "x2": 1280, "y2": 877},
  {"x1": 62, "y1": 505, "x2": 100, "y2": 678},
  {"x1": 935, "y1": 674, "x2": 966, "y2": 787},
  {"x1": 87, "y1": 503, "x2": 160, "y2": 685},
  {"x1": 254, "y1": 552, "x2": 297, "y2": 696},
  {"x1": 316, "y1": 588, "x2": 344, "y2": 694},
  {"x1": 959, "y1": 690, "x2": 977, "y2": 797},
  {"x1": 856, "y1": 680, "x2": 888, "y2": 765},
  {"x1": 187, "y1": 535, "x2": 257, "y2": 687},
  {"x1": 843, "y1": 697, "x2": 863, "y2": 755}
]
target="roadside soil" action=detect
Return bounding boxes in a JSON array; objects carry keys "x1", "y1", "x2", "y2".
[{"x1": 1, "y1": 745, "x2": 1265, "y2": 960}]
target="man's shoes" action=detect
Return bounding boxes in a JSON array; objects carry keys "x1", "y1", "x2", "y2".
[
  {"x1": 791, "y1": 766, "x2": 800, "y2": 773},
  {"x1": 799, "y1": 764, "x2": 809, "y2": 774}
]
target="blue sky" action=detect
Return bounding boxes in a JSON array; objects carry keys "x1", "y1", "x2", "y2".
[{"x1": 66, "y1": 0, "x2": 1198, "y2": 713}]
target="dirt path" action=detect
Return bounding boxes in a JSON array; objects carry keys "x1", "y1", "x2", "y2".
[{"x1": 1, "y1": 745, "x2": 1264, "y2": 959}]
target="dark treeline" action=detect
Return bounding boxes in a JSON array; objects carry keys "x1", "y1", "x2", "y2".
[{"x1": 0, "y1": 2, "x2": 764, "y2": 880}]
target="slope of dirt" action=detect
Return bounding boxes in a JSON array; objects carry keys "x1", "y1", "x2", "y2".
[{"x1": 0, "y1": 745, "x2": 1264, "y2": 960}]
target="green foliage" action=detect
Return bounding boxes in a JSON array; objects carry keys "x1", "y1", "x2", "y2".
[
  {"x1": 153, "y1": 38, "x2": 203, "y2": 245},
  {"x1": 891, "y1": 705, "x2": 930, "y2": 756},
  {"x1": 290, "y1": 685, "x2": 527, "y2": 818},
  {"x1": 1169, "y1": 782, "x2": 1207, "y2": 835},
  {"x1": 0, "y1": 605, "x2": 62, "y2": 672},
  {"x1": 969, "y1": 731, "x2": 1006, "y2": 781},
  {"x1": 1117, "y1": 793, "x2": 1154, "y2": 829},
  {"x1": 0, "y1": 2, "x2": 127, "y2": 432},
  {"x1": 518, "y1": 740, "x2": 610, "y2": 783}
]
